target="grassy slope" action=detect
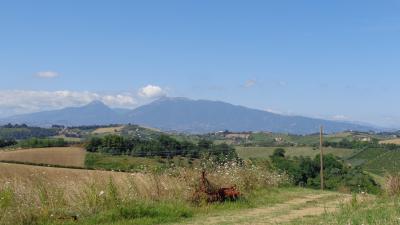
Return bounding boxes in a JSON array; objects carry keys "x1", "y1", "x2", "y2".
[
  {"x1": 347, "y1": 148, "x2": 400, "y2": 175},
  {"x1": 236, "y1": 146, "x2": 358, "y2": 160}
]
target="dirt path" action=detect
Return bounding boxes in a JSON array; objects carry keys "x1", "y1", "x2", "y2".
[{"x1": 177, "y1": 192, "x2": 350, "y2": 225}]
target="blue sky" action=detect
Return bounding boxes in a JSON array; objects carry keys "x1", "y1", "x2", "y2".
[{"x1": 1, "y1": 0, "x2": 400, "y2": 127}]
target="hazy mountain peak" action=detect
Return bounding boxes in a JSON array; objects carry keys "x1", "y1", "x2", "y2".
[{"x1": 85, "y1": 100, "x2": 108, "y2": 107}]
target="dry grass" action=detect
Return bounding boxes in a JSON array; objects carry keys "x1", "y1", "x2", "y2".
[
  {"x1": 0, "y1": 162, "x2": 189, "y2": 225},
  {"x1": 379, "y1": 138, "x2": 400, "y2": 145},
  {"x1": 384, "y1": 174, "x2": 400, "y2": 196},
  {"x1": 0, "y1": 159, "x2": 288, "y2": 225},
  {"x1": 0, "y1": 162, "x2": 187, "y2": 202},
  {"x1": 92, "y1": 126, "x2": 124, "y2": 134},
  {"x1": 0, "y1": 147, "x2": 86, "y2": 167}
]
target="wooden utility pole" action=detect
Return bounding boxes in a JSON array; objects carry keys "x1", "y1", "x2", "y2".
[{"x1": 320, "y1": 126, "x2": 324, "y2": 190}]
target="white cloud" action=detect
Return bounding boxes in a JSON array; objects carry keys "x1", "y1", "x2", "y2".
[
  {"x1": 36, "y1": 71, "x2": 60, "y2": 78},
  {"x1": 243, "y1": 80, "x2": 256, "y2": 88},
  {"x1": 0, "y1": 90, "x2": 137, "y2": 117},
  {"x1": 138, "y1": 85, "x2": 165, "y2": 98}
]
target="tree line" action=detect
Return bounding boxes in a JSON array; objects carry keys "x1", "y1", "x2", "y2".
[
  {"x1": 86, "y1": 134, "x2": 237, "y2": 160},
  {"x1": 18, "y1": 138, "x2": 67, "y2": 148},
  {"x1": 0, "y1": 139, "x2": 17, "y2": 148},
  {"x1": 0, "y1": 124, "x2": 59, "y2": 140}
]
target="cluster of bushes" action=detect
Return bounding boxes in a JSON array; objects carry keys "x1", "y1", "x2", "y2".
[
  {"x1": 270, "y1": 148, "x2": 379, "y2": 193},
  {"x1": 18, "y1": 138, "x2": 67, "y2": 148},
  {"x1": 0, "y1": 124, "x2": 59, "y2": 140},
  {"x1": 86, "y1": 134, "x2": 237, "y2": 160},
  {"x1": 0, "y1": 139, "x2": 16, "y2": 148}
]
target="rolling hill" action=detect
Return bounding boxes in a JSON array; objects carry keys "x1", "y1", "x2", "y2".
[{"x1": 0, "y1": 97, "x2": 375, "y2": 134}]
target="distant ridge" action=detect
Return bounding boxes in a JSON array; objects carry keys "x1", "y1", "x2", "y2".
[{"x1": 0, "y1": 97, "x2": 376, "y2": 134}]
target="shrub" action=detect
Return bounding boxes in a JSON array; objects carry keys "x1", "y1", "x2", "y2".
[{"x1": 270, "y1": 148, "x2": 379, "y2": 193}]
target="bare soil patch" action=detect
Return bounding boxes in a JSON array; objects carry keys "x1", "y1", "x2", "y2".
[{"x1": 92, "y1": 126, "x2": 124, "y2": 134}]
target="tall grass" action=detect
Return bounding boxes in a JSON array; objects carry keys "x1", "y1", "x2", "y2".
[
  {"x1": 384, "y1": 174, "x2": 400, "y2": 196},
  {"x1": 0, "y1": 160, "x2": 289, "y2": 225}
]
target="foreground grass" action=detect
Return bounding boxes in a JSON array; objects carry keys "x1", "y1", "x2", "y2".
[
  {"x1": 41, "y1": 188, "x2": 318, "y2": 225},
  {"x1": 287, "y1": 195, "x2": 400, "y2": 225},
  {"x1": 0, "y1": 161, "x2": 288, "y2": 225},
  {"x1": 41, "y1": 201, "x2": 193, "y2": 225}
]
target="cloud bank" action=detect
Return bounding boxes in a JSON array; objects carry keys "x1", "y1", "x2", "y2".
[
  {"x1": 0, "y1": 90, "x2": 137, "y2": 117},
  {"x1": 0, "y1": 85, "x2": 166, "y2": 118}
]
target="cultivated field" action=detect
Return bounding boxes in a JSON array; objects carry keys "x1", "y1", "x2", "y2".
[
  {"x1": 236, "y1": 146, "x2": 358, "y2": 160},
  {"x1": 92, "y1": 126, "x2": 125, "y2": 134},
  {"x1": 0, "y1": 147, "x2": 86, "y2": 167},
  {"x1": 379, "y1": 138, "x2": 400, "y2": 145}
]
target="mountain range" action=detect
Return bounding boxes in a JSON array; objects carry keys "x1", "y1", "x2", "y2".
[{"x1": 0, "y1": 97, "x2": 376, "y2": 134}]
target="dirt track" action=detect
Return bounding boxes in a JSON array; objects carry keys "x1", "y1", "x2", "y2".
[{"x1": 177, "y1": 192, "x2": 350, "y2": 225}]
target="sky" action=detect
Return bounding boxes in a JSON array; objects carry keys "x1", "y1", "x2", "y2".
[{"x1": 1, "y1": 0, "x2": 400, "y2": 127}]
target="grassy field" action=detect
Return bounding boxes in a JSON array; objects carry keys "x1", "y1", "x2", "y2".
[
  {"x1": 0, "y1": 147, "x2": 86, "y2": 167},
  {"x1": 236, "y1": 146, "x2": 358, "y2": 160}
]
